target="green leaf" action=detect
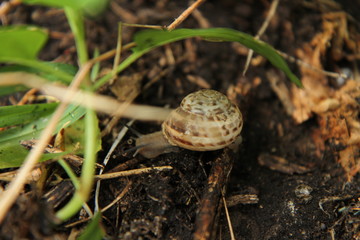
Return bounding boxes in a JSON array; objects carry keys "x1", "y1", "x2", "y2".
[
  {"x1": 22, "y1": 0, "x2": 84, "y2": 9},
  {"x1": 133, "y1": 28, "x2": 301, "y2": 87},
  {"x1": 0, "y1": 60, "x2": 74, "y2": 83},
  {"x1": 0, "y1": 63, "x2": 76, "y2": 85},
  {"x1": 64, "y1": 7, "x2": 88, "y2": 65},
  {"x1": 0, "y1": 142, "x2": 65, "y2": 169},
  {"x1": 0, "y1": 103, "x2": 58, "y2": 128},
  {"x1": 0, "y1": 85, "x2": 28, "y2": 97},
  {"x1": 22, "y1": 0, "x2": 109, "y2": 17},
  {"x1": 81, "y1": 0, "x2": 110, "y2": 18},
  {"x1": 0, "y1": 26, "x2": 48, "y2": 60},
  {"x1": 41, "y1": 62, "x2": 78, "y2": 82},
  {"x1": 90, "y1": 48, "x2": 100, "y2": 82},
  {"x1": 56, "y1": 109, "x2": 101, "y2": 221},
  {"x1": 95, "y1": 28, "x2": 301, "y2": 89},
  {"x1": 63, "y1": 115, "x2": 101, "y2": 154},
  {"x1": 77, "y1": 212, "x2": 104, "y2": 240},
  {"x1": 0, "y1": 26, "x2": 73, "y2": 83},
  {"x1": 0, "y1": 104, "x2": 86, "y2": 169}
]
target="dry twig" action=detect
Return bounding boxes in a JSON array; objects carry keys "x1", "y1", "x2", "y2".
[
  {"x1": 94, "y1": 120, "x2": 134, "y2": 212},
  {"x1": 0, "y1": 63, "x2": 92, "y2": 223},
  {"x1": 167, "y1": 0, "x2": 206, "y2": 30},
  {"x1": 94, "y1": 166, "x2": 173, "y2": 180},
  {"x1": 222, "y1": 192, "x2": 236, "y2": 240},
  {"x1": 243, "y1": 0, "x2": 279, "y2": 76},
  {"x1": 193, "y1": 148, "x2": 234, "y2": 240},
  {"x1": 0, "y1": 72, "x2": 173, "y2": 122}
]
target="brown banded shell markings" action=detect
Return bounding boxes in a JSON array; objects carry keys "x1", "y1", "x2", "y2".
[{"x1": 162, "y1": 89, "x2": 243, "y2": 151}]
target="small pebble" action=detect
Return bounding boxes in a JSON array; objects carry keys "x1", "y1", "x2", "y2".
[{"x1": 295, "y1": 184, "x2": 313, "y2": 203}]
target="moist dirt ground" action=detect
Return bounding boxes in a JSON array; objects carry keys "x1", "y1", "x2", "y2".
[{"x1": 1, "y1": 0, "x2": 360, "y2": 239}]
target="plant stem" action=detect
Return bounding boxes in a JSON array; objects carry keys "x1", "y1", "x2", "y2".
[{"x1": 64, "y1": 7, "x2": 88, "y2": 66}]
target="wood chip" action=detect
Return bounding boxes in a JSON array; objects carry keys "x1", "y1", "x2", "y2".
[
  {"x1": 186, "y1": 75, "x2": 211, "y2": 89},
  {"x1": 258, "y1": 153, "x2": 312, "y2": 175},
  {"x1": 193, "y1": 149, "x2": 234, "y2": 240}
]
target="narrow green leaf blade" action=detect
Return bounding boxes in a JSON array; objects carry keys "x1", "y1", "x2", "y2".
[
  {"x1": 0, "y1": 103, "x2": 58, "y2": 128},
  {"x1": 0, "y1": 63, "x2": 76, "y2": 85},
  {"x1": 0, "y1": 142, "x2": 64, "y2": 169},
  {"x1": 0, "y1": 104, "x2": 86, "y2": 169},
  {"x1": 133, "y1": 28, "x2": 301, "y2": 87},
  {"x1": 0, "y1": 85, "x2": 28, "y2": 96},
  {"x1": 22, "y1": 0, "x2": 83, "y2": 9},
  {"x1": 78, "y1": 213, "x2": 104, "y2": 240},
  {"x1": 22, "y1": 0, "x2": 109, "y2": 17}
]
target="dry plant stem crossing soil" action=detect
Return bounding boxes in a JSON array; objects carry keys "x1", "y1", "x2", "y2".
[{"x1": 1, "y1": 0, "x2": 360, "y2": 239}]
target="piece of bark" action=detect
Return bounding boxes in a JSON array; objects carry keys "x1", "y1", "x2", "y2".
[
  {"x1": 266, "y1": 69, "x2": 295, "y2": 116},
  {"x1": 193, "y1": 148, "x2": 234, "y2": 240},
  {"x1": 258, "y1": 153, "x2": 312, "y2": 175}
]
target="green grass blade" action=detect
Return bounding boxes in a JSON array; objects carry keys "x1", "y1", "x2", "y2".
[
  {"x1": 64, "y1": 7, "x2": 88, "y2": 65},
  {"x1": 93, "y1": 50, "x2": 144, "y2": 89},
  {"x1": 22, "y1": 0, "x2": 109, "y2": 16},
  {"x1": 0, "y1": 58, "x2": 74, "y2": 83},
  {"x1": 0, "y1": 63, "x2": 76, "y2": 83},
  {"x1": 95, "y1": 28, "x2": 301, "y2": 88},
  {"x1": 0, "y1": 104, "x2": 86, "y2": 169},
  {"x1": 78, "y1": 212, "x2": 104, "y2": 240},
  {"x1": 0, "y1": 85, "x2": 28, "y2": 96},
  {"x1": 0, "y1": 142, "x2": 64, "y2": 169},
  {"x1": 0, "y1": 103, "x2": 58, "y2": 128},
  {"x1": 22, "y1": 0, "x2": 83, "y2": 8},
  {"x1": 56, "y1": 108, "x2": 100, "y2": 221},
  {"x1": 134, "y1": 28, "x2": 301, "y2": 87}
]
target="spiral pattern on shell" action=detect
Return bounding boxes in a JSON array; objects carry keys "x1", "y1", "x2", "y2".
[{"x1": 162, "y1": 89, "x2": 243, "y2": 151}]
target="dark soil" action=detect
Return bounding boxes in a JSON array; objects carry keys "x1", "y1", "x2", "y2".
[{"x1": 1, "y1": 0, "x2": 360, "y2": 239}]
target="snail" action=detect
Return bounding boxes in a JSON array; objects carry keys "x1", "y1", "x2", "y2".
[{"x1": 135, "y1": 89, "x2": 243, "y2": 158}]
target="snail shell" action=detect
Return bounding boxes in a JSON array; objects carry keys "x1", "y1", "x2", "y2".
[
  {"x1": 136, "y1": 89, "x2": 243, "y2": 158},
  {"x1": 162, "y1": 89, "x2": 243, "y2": 151}
]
